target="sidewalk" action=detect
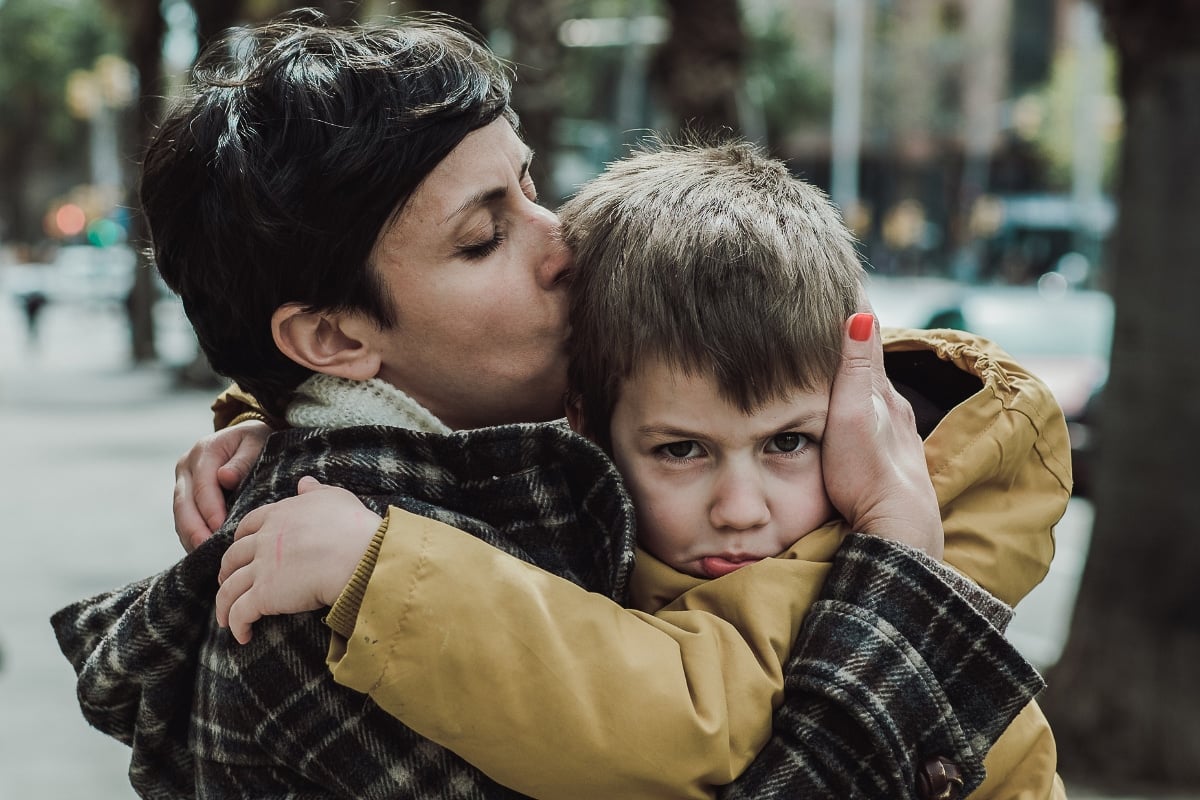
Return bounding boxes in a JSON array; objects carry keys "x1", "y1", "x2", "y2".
[{"x1": 0, "y1": 295, "x2": 215, "y2": 799}]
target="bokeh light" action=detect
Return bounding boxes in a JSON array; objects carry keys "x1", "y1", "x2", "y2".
[{"x1": 53, "y1": 203, "x2": 87, "y2": 237}]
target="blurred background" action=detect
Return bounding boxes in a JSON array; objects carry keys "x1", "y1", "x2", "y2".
[{"x1": 1, "y1": 0, "x2": 1198, "y2": 797}]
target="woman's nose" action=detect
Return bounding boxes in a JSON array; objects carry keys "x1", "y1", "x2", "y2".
[
  {"x1": 709, "y1": 469, "x2": 771, "y2": 532},
  {"x1": 531, "y1": 204, "x2": 573, "y2": 290}
]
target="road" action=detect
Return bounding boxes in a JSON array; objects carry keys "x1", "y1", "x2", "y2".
[{"x1": 0, "y1": 263, "x2": 1139, "y2": 799}]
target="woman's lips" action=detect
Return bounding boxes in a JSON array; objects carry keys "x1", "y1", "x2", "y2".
[{"x1": 699, "y1": 556, "x2": 764, "y2": 578}]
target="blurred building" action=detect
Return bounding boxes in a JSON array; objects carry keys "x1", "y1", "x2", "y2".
[{"x1": 743, "y1": 0, "x2": 1115, "y2": 285}]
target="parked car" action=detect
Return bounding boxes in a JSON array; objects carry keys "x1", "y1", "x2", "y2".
[
  {"x1": 863, "y1": 273, "x2": 967, "y2": 330},
  {"x1": 866, "y1": 274, "x2": 1113, "y2": 497}
]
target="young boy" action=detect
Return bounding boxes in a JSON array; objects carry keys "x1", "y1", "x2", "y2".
[{"x1": 216, "y1": 140, "x2": 1070, "y2": 799}]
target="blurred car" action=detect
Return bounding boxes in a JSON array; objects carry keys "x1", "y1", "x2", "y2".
[
  {"x1": 48, "y1": 244, "x2": 138, "y2": 305},
  {"x1": 866, "y1": 274, "x2": 1113, "y2": 497},
  {"x1": 863, "y1": 273, "x2": 967, "y2": 330}
]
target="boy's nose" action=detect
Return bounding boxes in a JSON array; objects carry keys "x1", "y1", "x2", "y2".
[{"x1": 709, "y1": 470, "x2": 771, "y2": 532}]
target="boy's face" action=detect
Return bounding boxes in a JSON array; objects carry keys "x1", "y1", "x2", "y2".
[{"x1": 607, "y1": 356, "x2": 835, "y2": 579}]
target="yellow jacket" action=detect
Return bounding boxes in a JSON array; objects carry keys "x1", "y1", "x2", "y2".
[{"x1": 312, "y1": 327, "x2": 1072, "y2": 799}]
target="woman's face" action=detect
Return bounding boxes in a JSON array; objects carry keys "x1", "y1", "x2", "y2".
[{"x1": 365, "y1": 118, "x2": 572, "y2": 429}]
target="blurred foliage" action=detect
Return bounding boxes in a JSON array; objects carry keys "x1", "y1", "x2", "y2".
[
  {"x1": 1016, "y1": 46, "x2": 1122, "y2": 191},
  {"x1": 0, "y1": 0, "x2": 123, "y2": 152},
  {"x1": 744, "y1": 6, "x2": 831, "y2": 139}
]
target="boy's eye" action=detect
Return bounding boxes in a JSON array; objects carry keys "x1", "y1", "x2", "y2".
[
  {"x1": 768, "y1": 433, "x2": 809, "y2": 453},
  {"x1": 661, "y1": 440, "x2": 701, "y2": 459}
]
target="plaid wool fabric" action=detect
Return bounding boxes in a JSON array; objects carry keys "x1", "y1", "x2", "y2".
[
  {"x1": 720, "y1": 535, "x2": 1045, "y2": 799},
  {"x1": 54, "y1": 422, "x2": 1043, "y2": 799},
  {"x1": 53, "y1": 422, "x2": 635, "y2": 799}
]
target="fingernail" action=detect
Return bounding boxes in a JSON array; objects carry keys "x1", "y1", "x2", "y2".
[{"x1": 849, "y1": 313, "x2": 874, "y2": 341}]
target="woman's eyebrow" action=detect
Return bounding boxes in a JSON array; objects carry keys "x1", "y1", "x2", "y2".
[
  {"x1": 442, "y1": 185, "x2": 507, "y2": 224},
  {"x1": 441, "y1": 147, "x2": 534, "y2": 224}
]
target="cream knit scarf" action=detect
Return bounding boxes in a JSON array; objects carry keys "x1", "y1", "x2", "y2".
[{"x1": 285, "y1": 374, "x2": 452, "y2": 434}]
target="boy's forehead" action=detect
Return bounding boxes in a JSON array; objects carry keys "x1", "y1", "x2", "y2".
[{"x1": 619, "y1": 355, "x2": 831, "y2": 415}]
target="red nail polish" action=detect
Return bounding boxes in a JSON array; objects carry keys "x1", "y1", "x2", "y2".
[{"x1": 849, "y1": 313, "x2": 874, "y2": 341}]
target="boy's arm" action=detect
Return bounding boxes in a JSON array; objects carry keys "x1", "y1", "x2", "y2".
[
  {"x1": 211, "y1": 383, "x2": 273, "y2": 429},
  {"x1": 888, "y1": 328, "x2": 1073, "y2": 607},
  {"x1": 326, "y1": 507, "x2": 839, "y2": 800},
  {"x1": 326, "y1": 509, "x2": 1040, "y2": 800},
  {"x1": 214, "y1": 482, "x2": 837, "y2": 799}
]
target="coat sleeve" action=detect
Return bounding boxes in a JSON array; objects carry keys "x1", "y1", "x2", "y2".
[
  {"x1": 326, "y1": 510, "x2": 1043, "y2": 800},
  {"x1": 327, "y1": 508, "x2": 844, "y2": 800},
  {"x1": 971, "y1": 700, "x2": 1067, "y2": 800},
  {"x1": 720, "y1": 534, "x2": 1045, "y2": 800},
  {"x1": 889, "y1": 328, "x2": 1074, "y2": 608},
  {"x1": 50, "y1": 540, "x2": 229, "y2": 798}
]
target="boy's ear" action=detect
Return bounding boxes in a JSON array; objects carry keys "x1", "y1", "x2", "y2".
[
  {"x1": 271, "y1": 303, "x2": 381, "y2": 382},
  {"x1": 564, "y1": 394, "x2": 594, "y2": 441}
]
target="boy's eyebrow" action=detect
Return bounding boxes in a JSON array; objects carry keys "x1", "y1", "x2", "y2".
[
  {"x1": 638, "y1": 411, "x2": 828, "y2": 441},
  {"x1": 441, "y1": 147, "x2": 534, "y2": 224}
]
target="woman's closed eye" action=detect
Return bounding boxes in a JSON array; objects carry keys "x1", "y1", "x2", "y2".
[{"x1": 459, "y1": 227, "x2": 507, "y2": 260}]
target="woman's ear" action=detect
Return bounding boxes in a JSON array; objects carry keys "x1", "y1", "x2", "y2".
[{"x1": 271, "y1": 303, "x2": 381, "y2": 382}]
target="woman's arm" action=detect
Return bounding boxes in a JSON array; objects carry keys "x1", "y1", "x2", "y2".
[
  {"x1": 326, "y1": 316, "x2": 1038, "y2": 798},
  {"x1": 217, "y1": 315, "x2": 1041, "y2": 798},
  {"x1": 324, "y1": 508, "x2": 841, "y2": 800}
]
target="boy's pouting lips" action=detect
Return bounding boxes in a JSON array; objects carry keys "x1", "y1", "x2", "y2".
[{"x1": 606, "y1": 355, "x2": 835, "y2": 579}]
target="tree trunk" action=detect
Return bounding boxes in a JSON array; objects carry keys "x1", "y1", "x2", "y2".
[
  {"x1": 652, "y1": 0, "x2": 745, "y2": 137},
  {"x1": 424, "y1": 0, "x2": 485, "y2": 34},
  {"x1": 1041, "y1": 1, "x2": 1200, "y2": 789},
  {"x1": 502, "y1": 0, "x2": 566, "y2": 206},
  {"x1": 191, "y1": 0, "x2": 241, "y2": 43},
  {"x1": 123, "y1": 0, "x2": 165, "y2": 363}
]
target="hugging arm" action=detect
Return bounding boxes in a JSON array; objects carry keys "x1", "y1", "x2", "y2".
[
  {"x1": 185, "y1": 318, "x2": 1042, "y2": 798},
  {"x1": 312, "y1": 317, "x2": 1038, "y2": 798}
]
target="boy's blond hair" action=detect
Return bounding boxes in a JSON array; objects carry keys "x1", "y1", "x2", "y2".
[{"x1": 561, "y1": 139, "x2": 866, "y2": 452}]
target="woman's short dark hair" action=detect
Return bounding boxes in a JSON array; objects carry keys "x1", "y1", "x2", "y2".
[{"x1": 141, "y1": 10, "x2": 516, "y2": 418}]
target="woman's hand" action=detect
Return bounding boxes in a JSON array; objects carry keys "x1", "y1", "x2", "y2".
[
  {"x1": 215, "y1": 476, "x2": 382, "y2": 644},
  {"x1": 173, "y1": 419, "x2": 272, "y2": 552},
  {"x1": 822, "y1": 313, "x2": 943, "y2": 559}
]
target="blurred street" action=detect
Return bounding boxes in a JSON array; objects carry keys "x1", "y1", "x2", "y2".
[
  {"x1": 0, "y1": 269, "x2": 1160, "y2": 799},
  {"x1": 0, "y1": 286, "x2": 212, "y2": 799}
]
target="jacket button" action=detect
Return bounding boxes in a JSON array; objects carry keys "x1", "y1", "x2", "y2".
[{"x1": 916, "y1": 756, "x2": 964, "y2": 800}]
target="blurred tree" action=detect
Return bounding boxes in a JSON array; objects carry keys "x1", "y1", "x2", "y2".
[
  {"x1": 113, "y1": 0, "x2": 362, "y2": 372},
  {"x1": 109, "y1": 0, "x2": 165, "y2": 362},
  {"x1": 503, "y1": 0, "x2": 567, "y2": 203},
  {"x1": 742, "y1": 6, "x2": 830, "y2": 147},
  {"x1": 1041, "y1": 0, "x2": 1200, "y2": 789},
  {"x1": 0, "y1": 0, "x2": 122, "y2": 244},
  {"x1": 419, "y1": 0, "x2": 485, "y2": 33},
  {"x1": 1015, "y1": 45, "x2": 1122, "y2": 191},
  {"x1": 652, "y1": 0, "x2": 744, "y2": 135},
  {"x1": 192, "y1": 0, "x2": 241, "y2": 42}
]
